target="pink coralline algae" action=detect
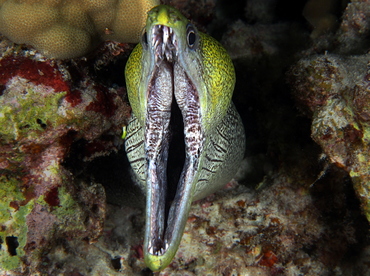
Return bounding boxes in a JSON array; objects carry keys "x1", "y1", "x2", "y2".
[{"x1": 0, "y1": 56, "x2": 69, "y2": 92}]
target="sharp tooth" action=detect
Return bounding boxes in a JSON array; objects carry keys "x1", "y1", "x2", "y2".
[
  {"x1": 154, "y1": 38, "x2": 159, "y2": 48},
  {"x1": 165, "y1": 49, "x2": 171, "y2": 61},
  {"x1": 162, "y1": 43, "x2": 165, "y2": 58},
  {"x1": 148, "y1": 246, "x2": 154, "y2": 255},
  {"x1": 163, "y1": 26, "x2": 169, "y2": 44},
  {"x1": 163, "y1": 26, "x2": 170, "y2": 58},
  {"x1": 172, "y1": 34, "x2": 176, "y2": 47},
  {"x1": 160, "y1": 247, "x2": 165, "y2": 255}
]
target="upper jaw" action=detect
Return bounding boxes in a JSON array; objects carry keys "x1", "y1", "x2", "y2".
[
  {"x1": 143, "y1": 24, "x2": 204, "y2": 271},
  {"x1": 152, "y1": 25, "x2": 178, "y2": 63}
]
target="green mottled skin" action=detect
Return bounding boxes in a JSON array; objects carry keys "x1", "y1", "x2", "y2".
[{"x1": 124, "y1": 5, "x2": 245, "y2": 271}]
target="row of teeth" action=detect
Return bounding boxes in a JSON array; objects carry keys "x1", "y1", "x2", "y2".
[
  {"x1": 152, "y1": 25, "x2": 177, "y2": 62},
  {"x1": 147, "y1": 25, "x2": 175, "y2": 259},
  {"x1": 148, "y1": 241, "x2": 170, "y2": 256}
]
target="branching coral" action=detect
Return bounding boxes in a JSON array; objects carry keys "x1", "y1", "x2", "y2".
[{"x1": 0, "y1": 0, "x2": 159, "y2": 59}]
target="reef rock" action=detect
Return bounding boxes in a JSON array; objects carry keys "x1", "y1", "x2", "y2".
[
  {"x1": 0, "y1": 38, "x2": 130, "y2": 274},
  {"x1": 289, "y1": 0, "x2": 370, "y2": 223}
]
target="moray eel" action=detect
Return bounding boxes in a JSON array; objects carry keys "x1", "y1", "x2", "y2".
[{"x1": 124, "y1": 5, "x2": 245, "y2": 271}]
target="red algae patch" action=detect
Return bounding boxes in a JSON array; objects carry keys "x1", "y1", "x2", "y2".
[{"x1": 0, "y1": 56, "x2": 69, "y2": 92}]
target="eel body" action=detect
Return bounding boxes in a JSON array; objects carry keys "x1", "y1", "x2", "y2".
[{"x1": 124, "y1": 5, "x2": 245, "y2": 271}]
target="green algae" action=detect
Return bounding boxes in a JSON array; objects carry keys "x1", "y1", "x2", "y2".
[
  {"x1": 0, "y1": 175, "x2": 34, "y2": 270},
  {"x1": 351, "y1": 176, "x2": 370, "y2": 222},
  {"x1": 37, "y1": 185, "x2": 85, "y2": 232},
  {"x1": 0, "y1": 85, "x2": 66, "y2": 141},
  {"x1": 36, "y1": 194, "x2": 47, "y2": 206},
  {"x1": 51, "y1": 186, "x2": 85, "y2": 231},
  {"x1": 0, "y1": 178, "x2": 86, "y2": 271},
  {"x1": 361, "y1": 125, "x2": 370, "y2": 144},
  {"x1": 0, "y1": 176, "x2": 22, "y2": 224}
]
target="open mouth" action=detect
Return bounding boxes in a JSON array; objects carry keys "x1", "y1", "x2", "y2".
[{"x1": 144, "y1": 24, "x2": 204, "y2": 257}]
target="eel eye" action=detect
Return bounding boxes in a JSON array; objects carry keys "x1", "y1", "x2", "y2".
[
  {"x1": 186, "y1": 24, "x2": 197, "y2": 49},
  {"x1": 142, "y1": 29, "x2": 148, "y2": 48}
]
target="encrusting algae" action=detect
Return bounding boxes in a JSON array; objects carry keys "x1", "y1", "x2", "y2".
[{"x1": 0, "y1": 37, "x2": 129, "y2": 273}]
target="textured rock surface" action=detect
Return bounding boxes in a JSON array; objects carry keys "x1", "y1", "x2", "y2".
[
  {"x1": 289, "y1": 0, "x2": 370, "y2": 223},
  {"x1": 0, "y1": 38, "x2": 130, "y2": 274}
]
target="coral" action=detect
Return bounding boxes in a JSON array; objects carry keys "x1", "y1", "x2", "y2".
[
  {"x1": 290, "y1": 53, "x2": 370, "y2": 222},
  {"x1": 159, "y1": 178, "x2": 325, "y2": 275},
  {"x1": 335, "y1": 0, "x2": 370, "y2": 54},
  {"x1": 222, "y1": 20, "x2": 297, "y2": 59},
  {"x1": 302, "y1": 0, "x2": 342, "y2": 38},
  {"x1": 289, "y1": 0, "x2": 370, "y2": 224},
  {"x1": 244, "y1": 0, "x2": 277, "y2": 23},
  {"x1": 0, "y1": 39, "x2": 130, "y2": 274},
  {"x1": 0, "y1": 0, "x2": 159, "y2": 59},
  {"x1": 93, "y1": 170, "x2": 363, "y2": 275}
]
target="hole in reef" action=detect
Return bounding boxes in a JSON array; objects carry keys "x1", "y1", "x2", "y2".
[
  {"x1": 0, "y1": 84, "x2": 5, "y2": 96},
  {"x1": 36, "y1": 118, "x2": 47, "y2": 129},
  {"x1": 91, "y1": 204, "x2": 99, "y2": 214},
  {"x1": 111, "y1": 256, "x2": 121, "y2": 270},
  {"x1": 6, "y1": 236, "x2": 19, "y2": 256},
  {"x1": 141, "y1": 267, "x2": 154, "y2": 275},
  {"x1": 19, "y1": 124, "x2": 30, "y2": 130}
]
